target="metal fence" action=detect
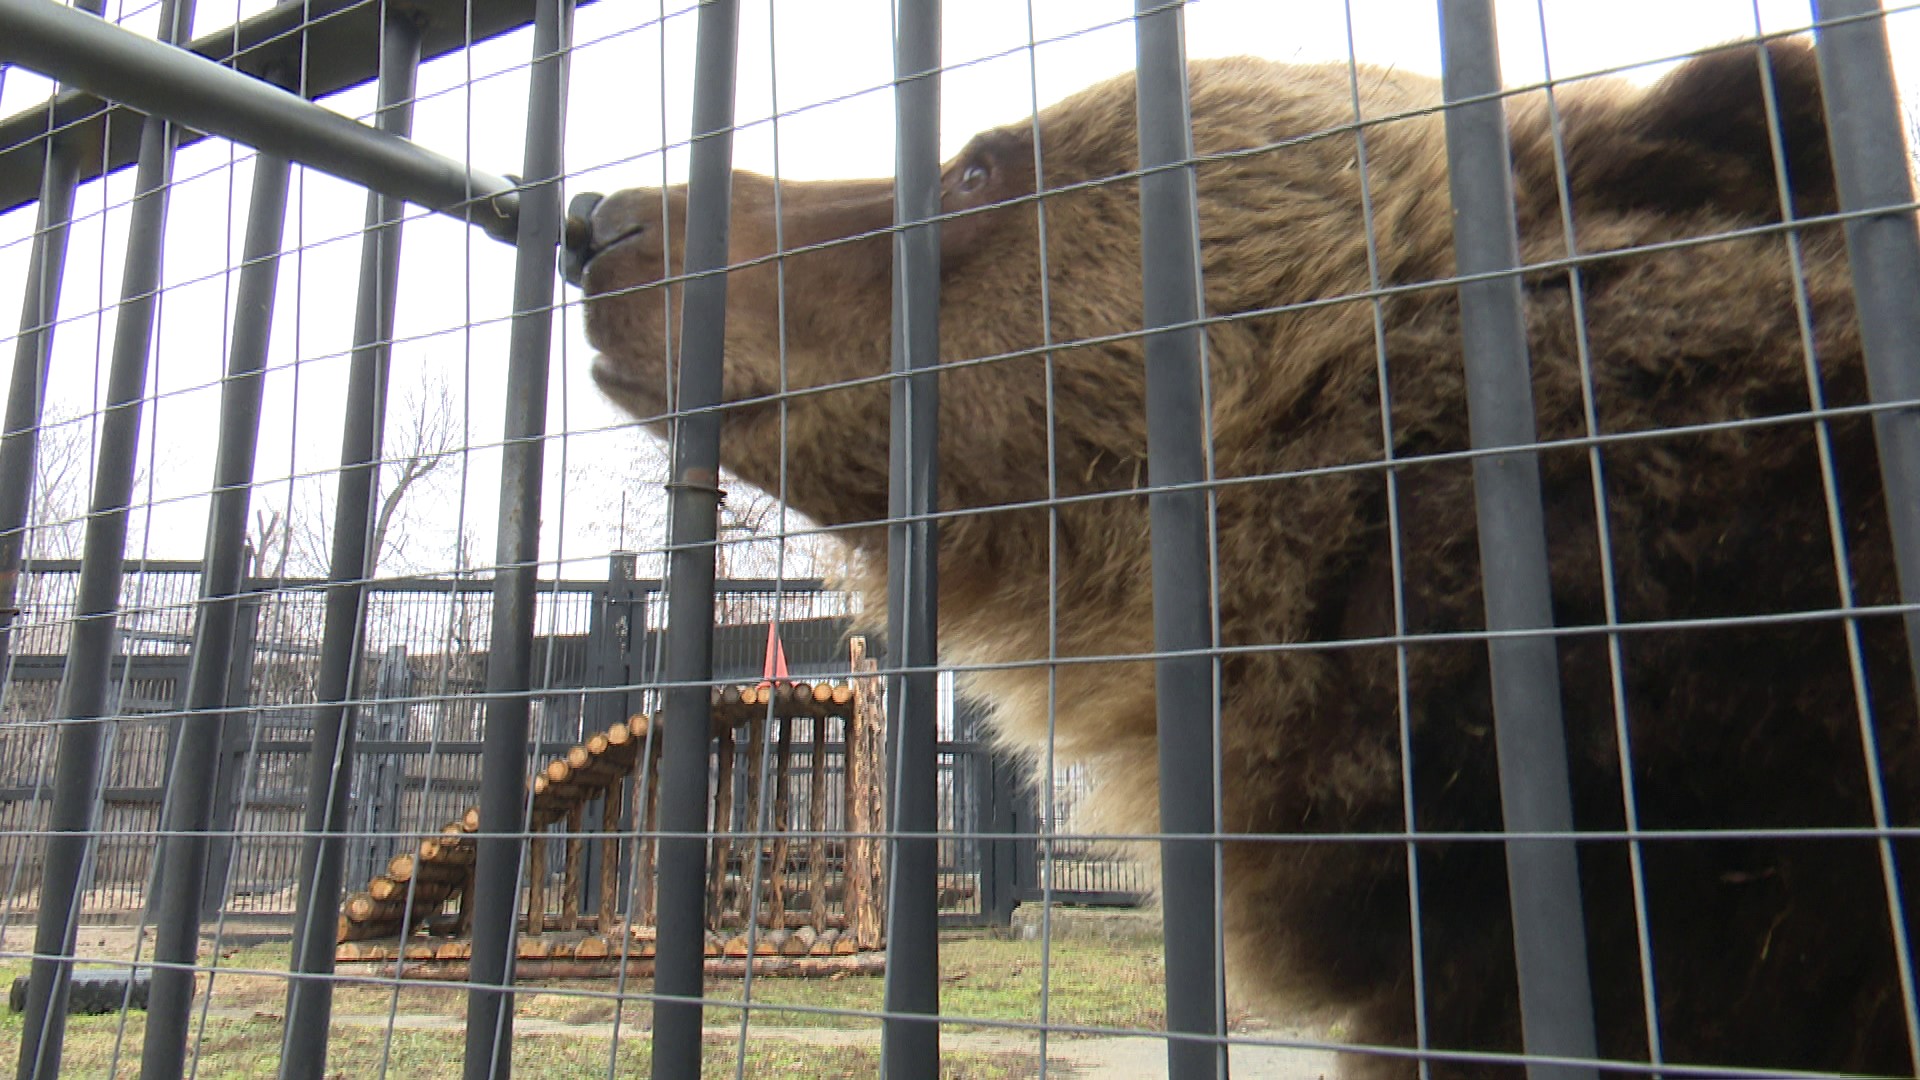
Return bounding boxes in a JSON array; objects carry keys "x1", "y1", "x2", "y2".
[
  {"x1": 0, "y1": 560, "x2": 1078, "y2": 925},
  {"x1": 1, "y1": 0, "x2": 1918, "y2": 1079}
]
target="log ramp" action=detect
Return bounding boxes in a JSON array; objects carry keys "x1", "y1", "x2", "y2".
[{"x1": 336, "y1": 662, "x2": 889, "y2": 980}]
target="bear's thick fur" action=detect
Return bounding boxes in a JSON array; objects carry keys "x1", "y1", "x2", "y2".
[{"x1": 575, "y1": 39, "x2": 1920, "y2": 1078}]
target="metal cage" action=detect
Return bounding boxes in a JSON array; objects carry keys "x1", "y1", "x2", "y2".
[{"x1": 1, "y1": 0, "x2": 1918, "y2": 1078}]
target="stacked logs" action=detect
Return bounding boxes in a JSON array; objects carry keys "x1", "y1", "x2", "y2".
[
  {"x1": 337, "y1": 822, "x2": 477, "y2": 944},
  {"x1": 706, "y1": 679, "x2": 856, "y2": 938},
  {"x1": 525, "y1": 717, "x2": 646, "y2": 939},
  {"x1": 340, "y1": 915, "x2": 861, "y2": 966},
  {"x1": 336, "y1": 639, "x2": 887, "y2": 970},
  {"x1": 708, "y1": 679, "x2": 854, "y2": 728},
  {"x1": 702, "y1": 653, "x2": 883, "y2": 954},
  {"x1": 336, "y1": 716, "x2": 647, "y2": 944}
]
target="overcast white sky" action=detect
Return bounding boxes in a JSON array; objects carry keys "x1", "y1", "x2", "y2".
[{"x1": 0, "y1": 0, "x2": 1915, "y2": 586}]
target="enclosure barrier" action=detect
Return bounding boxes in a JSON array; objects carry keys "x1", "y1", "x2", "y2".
[
  {"x1": 645, "y1": 0, "x2": 741, "y2": 1074},
  {"x1": 879, "y1": 0, "x2": 945, "y2": 1074},
  {"x1": 0, "y1": 0, "x2": 1918, "y2": 1079},
  {"x1": 1437, "y1": 3, "x2": 1600, "y2": 1075},
  {"x1": 10, "y1": 0, "x2": 197, "y2": 1073},
  {"x1": 0, "y1": 0, "x2": 520, "y2": 242}
]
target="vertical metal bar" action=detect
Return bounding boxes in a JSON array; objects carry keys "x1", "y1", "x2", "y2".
[
  {"x1": 1339, "y1": 3, "x2": 1438, "y2": 1072},
  {"x1": 648, "y1": 0, "x2": 741, "y2": 1074},
  {"x1": 202, "y1": 589, "x2": 261, "y2": 919},
  {"x1": 1131, "y1": 4, "x2": 1226, "y2": 1078},
  {"x1": 462, "y1": 0, "x2": 572, "y2": 1072},
  {"x1": 0, "y1": 163, "x2": 81, "y2": 659},
  {"x1": 279, "y1": 13, "x2": 420, "y2": 1078},
  {"x1": 140, "y1": 149, "x2": 291, "y2": 1080},
  {"x1": 1811, "y1": 1, "x2": 1920, "y2": 739},
  {"x1": 1807, "y1": 0, "x2": 1920, "y2": 1060},
  {"x1": 878, "y1": 0, "x2": 942, "y2": 1071},
  {"x1": 1435, "y1": 3, "x2": 1599, "y2": 1077},
  {"x1": 0, "y1": 0, "x2": 107, "y2": 662},
  {"x1": 13, "y1": 0, "x2": 193, "y2": 1074}
]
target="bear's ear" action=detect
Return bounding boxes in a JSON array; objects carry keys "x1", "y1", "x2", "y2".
[{"x1": 1560, "y1": 38, "x2": 1836, "y2": 221}]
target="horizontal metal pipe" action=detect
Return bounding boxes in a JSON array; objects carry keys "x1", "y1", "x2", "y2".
[{"x1": 0, "y1": 0, "x2": 519, "y2": 243}]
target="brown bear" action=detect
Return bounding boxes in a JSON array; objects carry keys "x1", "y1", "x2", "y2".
[{"x1": 568, "y1": 37, "x2": 1920, "y2": 1079}]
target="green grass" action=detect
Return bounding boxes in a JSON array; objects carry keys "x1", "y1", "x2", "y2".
[
  {"x1": 0, "y1": 1011, "x2": 1042, "y2": 1079},
  {"x1": 184, "y1": 931, "x2": 1167, "y2": 1034},
  {"x1": 700, "y1": 933, "x2": 1167, "y2": 1032},
  {"x1": 0, "y1": 929, "x2": 1173, "y2": 1077}
]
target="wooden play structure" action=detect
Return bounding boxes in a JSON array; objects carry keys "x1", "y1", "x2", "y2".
[{"x1": 335, "y1": 639, "x2": 889, "y2": 979}]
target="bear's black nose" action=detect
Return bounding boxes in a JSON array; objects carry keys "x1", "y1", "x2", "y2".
[{"x1": 558, "y1": 190, "x2": 605, "y2": 288}]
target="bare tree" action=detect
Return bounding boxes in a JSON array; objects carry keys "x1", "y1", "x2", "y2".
[
  {"x1": 24, "y1": 407, "x2": 99, "y2": 561},
  {"x1": 275, "y1": 374, "x2": 462, "y2": 580},
  {"x1": 249, "y1": 505, "x2": 294, "y2": 581},
  {"x1": 366, "y1": 376, "x2": 458, "y2": 576},
  {"x1": 715, "y1": 482, "x2": 839, "y2": 582},
  {"x1": 574, "y1": 427, "x2": 670, "y2": 575},
  {"x1": 577, "y1": 425, "x2": 847, "y2": 588},
  {"x1": 3, "y1": 406, "x2": 167, "y2": 639}
]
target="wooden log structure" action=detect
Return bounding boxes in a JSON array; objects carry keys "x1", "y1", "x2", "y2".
[
  {"x1": 363, "y1": 953, "x2": 889, "y2": 982},
  {"x1": 335, "y1": 667, "x2": 890, "y2": 972},
  {"x1": 599, "y1": 771, "x2": 623, "y2": 932},
  {"x1": 810, "y1": 714, "x2": 830, "y2": 933},
  {"x1": 561, "y1": 803, "x2": 584, "y2": 932},
  {"x1": 844, "y1": 636, "x2": 886, "y2": 950},
  {"x1": 739, "y1": 715, "x2": 768, "y2": 924},
  {"x1": 525, "y1": 819, "x2": 547, "y2": 939},
  {"x1": 767, "y1": 713, "x2": 796, "y2": 929},
  {"x1": 707, "y1": 722, "x2": 737, "y2": 923},
  {"x1": 708, "y1": 680, "x2": 859, "y2": 729},
  {"x1": 337, "y1": 715, "x2": 646, "y2": 944},
  {"x1": 642, "y1": 742, "x2": 661, "y2": 925}
]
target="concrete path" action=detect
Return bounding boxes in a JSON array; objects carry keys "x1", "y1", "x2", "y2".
[{"x1": 1044, "y1": 1032, "x2": 1337, "y2": 1078}]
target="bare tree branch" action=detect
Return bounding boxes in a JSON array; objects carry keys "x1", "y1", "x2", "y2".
[{"x1": 367, "y1": 376, "x2": 457, "y2": 576}]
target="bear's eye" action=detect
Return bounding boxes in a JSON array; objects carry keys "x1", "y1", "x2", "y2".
[{"x1": 956, "y1": 160, "x2": 990, "y2": 194}]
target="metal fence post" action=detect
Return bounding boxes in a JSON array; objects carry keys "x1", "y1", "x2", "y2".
[
  {"x1": 648, "y1": 0, "x2": 742, "y2": 1074},
  {"x1": 1435, "y1": 2, "x2": 1600, "y2": 1076},
  {"x1": 279, "y1": 13, "x2": 422, "y2": 1077},
  {"x1": 203, "y1": 589, "x2": 264, "y2": 920},
  {"x1": 12, "y1": 0, "x2": 194, "y2": 1073},
  {"x1": 356, "y1": 644, "x2": 411, "y2": 885},
  {"x1": 1806, "y1": 0, "x2": 1920, "y2": 1060},
  {"x1": 0, "y1": 0, "x2": 100, "y2": 665},
  {"x1": 461, "y1": 0, "x2": 572, "y2": 1073},
  {"x1": 1131, "y1": 2, "x2": 1228, "y2": 1077},
  {"x1": 580, "y1": 570, "x2": 614, "y2": 917},
  {"x1": 879, "y1": 0, "x2": 943, "y2": 1070},
  {"x1": 138, "y1": 144, "x2": 291, "y2": 1080}
]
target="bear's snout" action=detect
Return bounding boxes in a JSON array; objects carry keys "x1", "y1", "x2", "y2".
[
  {"x1": 561, "y1": 189, "x2": 663, "y2": 291},
  {"x1": 558, "y1": 190, "x2": 603, "y2": 288}
]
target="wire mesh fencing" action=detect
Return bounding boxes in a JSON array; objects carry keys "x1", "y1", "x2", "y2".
[{"x1": 2, "y1": 0, "x2": 1920, "y2": 1078}]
